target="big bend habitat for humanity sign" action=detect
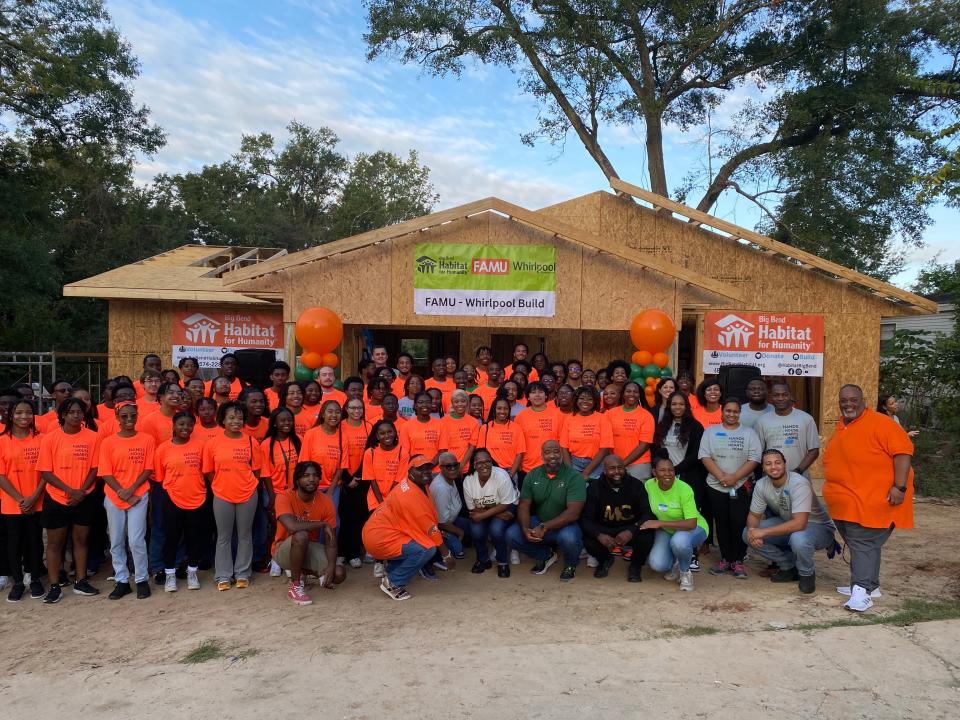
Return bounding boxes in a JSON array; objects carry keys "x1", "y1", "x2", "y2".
[{"x1": 413, "y1": 243, "x2": 557, "y2": 317}]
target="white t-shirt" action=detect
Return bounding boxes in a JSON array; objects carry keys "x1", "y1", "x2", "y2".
[{"x1": 462, "y1": 467, "x2": 519, "y2": 510}]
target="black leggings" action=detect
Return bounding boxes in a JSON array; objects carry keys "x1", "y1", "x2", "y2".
[
  {"x1": 4, "y1": 513, "x2": 44, "y2": 583},
  {"x1": 707, "y1": 486, "x2": 750, "y2": 563},
  {"x1": 162, "y1": 493, "x2": 205, "y2": 569},
  {"x1": 582, "y1": 526, "x2": 655, "y2": 568},
  {"x1": 337, "y1": 478, "x2": 369, "y2": 562}
]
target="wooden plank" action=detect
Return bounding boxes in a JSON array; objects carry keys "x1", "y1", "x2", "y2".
[
  {"x1": 610, "y1": 177, "x2": 938, "y2": 313},
  {"x1": 63, "y1": 286, "x2": 274, "y2": 304}
]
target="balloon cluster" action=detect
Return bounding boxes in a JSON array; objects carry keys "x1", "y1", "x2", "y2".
[
  {"x1": 628, "y1": 309, "x2": 676, "y2": 406},
  {"x1": 294, "y1": 307, "x2": 343, "y2": 381}
]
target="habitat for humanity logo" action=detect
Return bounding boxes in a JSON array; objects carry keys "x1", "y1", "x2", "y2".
[
  {"x1": 181, "y1": 313, "x2": 221, "y2": 343},
  {"x1": 714, "y1": 313, "x2": 755, "y2": 348},
  {"x1": 416, "y1": 255, "x2": 437, "y2": 273}
]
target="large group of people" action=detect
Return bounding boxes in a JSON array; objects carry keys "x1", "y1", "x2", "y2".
[{"x1": 0, "y1": 342, "x2": 914, "y2": 612}]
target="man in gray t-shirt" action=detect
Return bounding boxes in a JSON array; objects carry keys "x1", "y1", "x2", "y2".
[
  {"x1": 739, "y1": 379, "x2": 774, "y2": 429},
  {"x1": 755, "y1": 383, "x2": 821, "y2": 478},
  {"x1": 744, "y1": 450, "x2": 836, "y2": 593}
]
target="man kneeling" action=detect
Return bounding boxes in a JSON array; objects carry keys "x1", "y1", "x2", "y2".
[
  {"x1": 274, "y1": 461, "x2": 346, "y2": 605},
  {"x1": 743, "y1": 450, "x2": 836, "y2": 594}
]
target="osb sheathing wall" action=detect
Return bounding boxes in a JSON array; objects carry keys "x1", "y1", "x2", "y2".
[{"x1": 538, "y1": 191, "x2": 904, "y2": 436}]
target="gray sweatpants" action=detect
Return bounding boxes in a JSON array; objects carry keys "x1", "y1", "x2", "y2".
[
  {"x1": 212, "y1": 493, "x2": 258, "y2": 583},
  {"x1": 835, "y1": 519, "x2": 893, "y2": 593}
]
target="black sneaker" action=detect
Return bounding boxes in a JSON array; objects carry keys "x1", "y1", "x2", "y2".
[
  {"x1": 627, "y1": 565, "x2": 643, "y2": 582},
  {"x1": 30, "y1": 581, "x2": 45, "y2": 599},
  {"x1": 497, "y1": 564, "x2": 510, "y2": 578},
  {"x1": 43, "y1": 585, "x2": 63, "y2": 604},
  {"x1": 530, "y1": 552, "x2": 558, "y2": 575},
  {"x1": 798, "y1": 573, "x2": 816, "y2": 594},
  {"x1": 593, "y1": 557, "x2": 615, "y2": 579},
  {"x1": 108, "y1": 582, "x2": 132, "y2": 600},
  {"x1": 57, "y1": 570, "x2": 71, "y2": 587},
  {"x1": 153, "y1": 570, "x2": 166, "y2": 585},
  {"x1": 176, "y1": 564, "x2": 188, "y2": 579},
  {"x1": 559, "y1": 565, "x2": 576, "y2": 582},
  {"x1": 7, "y1": 583, "x2": 25, "y2": 602},
  {"x1": 136, "y1": 581, "x2": 151, "y2": 599},
  {"x1": 471, "y1": 560, "x2": 492, "y2": 574},
  {"x1": 770, "y1": 567, "x2": 800, "y2": 583},
  {"x1": 72, "y1": 578, "x2": 100, "y2": 596}
]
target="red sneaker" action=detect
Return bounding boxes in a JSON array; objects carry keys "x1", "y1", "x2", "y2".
[
  {"x1": 610, "y1": 546, "x2": 623, "y2": 556},
  {"x1": 287, "y1": 582, "x2": 313, "y2": 606}
]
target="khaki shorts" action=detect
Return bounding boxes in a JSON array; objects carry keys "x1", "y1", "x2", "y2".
[{"x1": 274, "y1": 537, "x2": 329, "y2": 574}]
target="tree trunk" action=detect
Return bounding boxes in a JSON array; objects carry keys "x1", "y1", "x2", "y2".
[{"x1": 644, "y1": 110, "x2": 669, "y2": 198}]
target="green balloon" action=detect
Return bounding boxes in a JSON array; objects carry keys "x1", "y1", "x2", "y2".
[
  {"x1": 660, "y1": 366, "x2": 673, "y2": 378},
  {"x1": 294, "y1": 362, "x2": 315, "y2": 382},
  {"x1": 643, "y1": 363, "x2": 661, "y2": 378},
  {"x1": 333, "y1": 379, "x2": 343, "y2": 390}
]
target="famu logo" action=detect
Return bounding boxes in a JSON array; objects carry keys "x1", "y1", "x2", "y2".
[
  {"x1": 472, "y1": 258, "x2": 509, "y2": 275},
  {"x1": 416, "y1": 255, "x2": 437, "y2": 274}
]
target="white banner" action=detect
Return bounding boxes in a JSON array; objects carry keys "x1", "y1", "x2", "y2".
[
  {"x1": 702, "y1": 350, "x2": 824, "y2": 377},
  {"x1": 414, "y1": 289, "x2": 556, "y2": 317},
  {"x1": 172, "y1": 345, "x2": 286, "y2": 370}
]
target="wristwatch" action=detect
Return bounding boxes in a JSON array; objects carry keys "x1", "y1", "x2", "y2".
[{"x1": 892, "y1": 485, "x2": 906, "y2": 492}]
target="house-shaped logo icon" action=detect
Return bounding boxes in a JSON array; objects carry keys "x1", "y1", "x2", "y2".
[
  {"x1": 416, "y1": 255, "x2": 437, "y2": 274},
  {"x1": 181, "y1": 313, "x2": 222, "y2": 344},
  {"x1": 714, "y1": 314, "x2": 755, "y2": 349}
]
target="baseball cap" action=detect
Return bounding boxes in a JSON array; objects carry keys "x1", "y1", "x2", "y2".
[{"x1": 409, "y1": 455, "x2": 433, "y2": 468}]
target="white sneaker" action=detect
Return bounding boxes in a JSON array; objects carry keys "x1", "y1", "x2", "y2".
[
  {"x1": 269, "y1": 560, "x2": 282, "y2": 577},
  {"x1": 0, "y1": 576, "x2": 9, "y2": 590},
  {"x1": 844, "y1": 585, "x2": 874, "y2": 612},
  {"x1": 679, "y1": 570, "x2": 694, "y2": 591},
  {"x1": 837, "y1": 585, "x2": 882, "y2": 598},
  {"x1": 23, "y1": 572, "x2": 31, "y2": 585},
  {"x1": 349, "y1": 557, "x2": 362, "y2": 569},
  {"x1": 336, "y1": 556, "x2": 345, "y2": 566},
  {"x1": 510, "y1": 550, "x2": 520, "y2": 565},
  {"x1": 164, "y1": 574, "x2": 178, "y2": 593},
  {"x1": 586, "y1": 555, "x2": 599, "y2": 568},
  {"x1": 663, "y1": 563, "x2": 680, "y2": 582},
  {"x1": 187, "y1": 570, "x2": 200, "y2": 590},
  {"x1": 373, "y1": 562, "x2": 385, "y2": 578}
]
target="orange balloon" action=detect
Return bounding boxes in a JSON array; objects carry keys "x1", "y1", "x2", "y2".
[
  {"x1": 630, "y1": 309, "x2": 676, "y2": 354},
  {"x1": 646, "y1": 377, "x2": 657, "y2": 386},
  {"x1": 300, "y1": 351, "x2": 324, "y2": 369},
  {"x1": 320, "y1": 352, "x2": 338, "y2": 369},
  {"x1": 295, "y1": 307, "x2": 343, "y2": 354},
  {"x1": 632, "y1": 350, "x2": 653, "y2": 366},
  {"x1": 652, "y1": 352, "x2": 669, "y2": 369}
]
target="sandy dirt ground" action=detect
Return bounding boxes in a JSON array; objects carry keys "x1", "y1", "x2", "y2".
[{"x1": 2, "y1": 499, "x2": 958, "y2": 719}]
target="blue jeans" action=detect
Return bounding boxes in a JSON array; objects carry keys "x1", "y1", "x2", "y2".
[
  {"x1": 441, "y1": 516, "x2": 470, "y2": 557},
  {"x1": 742, "y1": 518, "x2": 836, "y2": 576},
  {"x1": 104, "y1": 495, "x2": 149, "y2": 584},
  {"x1": 506, "y1": 515, "x2": 583, "y2": 567},
  {"x1": 386, "y1": 540, "x2": 436, "y2": 587},
  {"x1": 469, "y1": 506, "x2": 515, "y2": 564},
  {"x1": 648, "y1": 527, "x2": 707, "y2": 573},
  {"x1": 571, "y1": 456, "x2": 602, "y2": 480}
]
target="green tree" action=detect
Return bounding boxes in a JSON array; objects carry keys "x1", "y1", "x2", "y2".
[
  {"x1": 913, "y1": 259, "x2": 960, "y2": 298},
  {"x1": 364, "y1": 0, "x2": 959, "y2": 278}
]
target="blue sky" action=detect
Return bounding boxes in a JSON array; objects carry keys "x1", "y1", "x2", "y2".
[{"x1": 109, "y1": 0, "x2": 958, "y2": 291}]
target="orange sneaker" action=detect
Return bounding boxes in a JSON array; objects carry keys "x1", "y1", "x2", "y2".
[{"x1": 235, "y1": 578, "x2": 250, "y2": 589}]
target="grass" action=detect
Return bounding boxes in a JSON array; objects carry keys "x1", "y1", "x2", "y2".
[
  {"x1": 179, "y1": 639, "x2": 259, "y2": 664},
  {"x1": 787, "y1": 598, "x2": 960, "y2": 632},
  {"x1": 660, "y1": 625, "x2": 720, "y2": 638},
  {"x1": 912, "y1": 431, "x2": 960, "y2": 498}
]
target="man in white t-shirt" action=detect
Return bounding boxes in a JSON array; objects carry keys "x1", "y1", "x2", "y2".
[
  {"x1": 743, "y1": 449, "x2": 836, "y2": 594},
  {"x1": 755, "y1": 382, "x2": 820, "y2": 478}
]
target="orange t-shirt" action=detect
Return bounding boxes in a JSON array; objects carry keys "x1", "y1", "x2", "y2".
[
  {"x1": 361, "y1": 477, "x2": 443, "y2": 559},
  {"x1": 155, "y1": 438, "x2": 206, "y2": 510},
  {"x1": 203, "y1": 377, "x2": 245, "y2": 400},
  {"x1": 515, "y1": 405, "x2": 566, "y2": 472},
  {"x1": 264, "y1": 387, "x2": 282, "y2": 412},
  {"x1": 272, "y1": 489, "x2": 337, "y2": 555},
  {"x1": 560, "y1": 412, "x2": 614, "y2": 459},
  {"x1": 137, "y1": 397, "x2": 160, "y2": 419},
  {"x1": 340, "y1": 421, "x2": 373, "y2": 476},
  {"x1": 605, "y1": 406, "x2": 655, "y2": 465},
  {"x1": 201, "y1": 433, "x2": 263, "y2": 503},
  {"x1": 140, "y1": 409, "x2": 176, "y2": 447},
  {"x1": 321, "y1": 388, "x2": 347, "y2": 407},
  {"x1": 300, "y1": 426, "x2": 343, "y2": 488},
  {"x1": 260, "y1": 437, "x2": 299, "y2": 494},
  {"x1": 133, "y1": 379, "x2": 145, "y2": 399},
  {"x1": 692, "y1": 405, "x2": 721, "y2": 429},
  {"x1": 474, "y1": 384, "x2": 500, "y2": 416},
  {"x1": 95, "y1": 403, "x2": 113, "y2": 422},
  {"x1": 36, "y1": 410, "x2": 59, "y2": 435},
  {"x1": 391, "y1": 375, "x2": 412, "y2": 399},
  {"x1": 241, "y1": 416, "x2": 269, "y2": 441},
  {"x1": 0, "y1": 433, "x2": 44, "y2": 514},
  {"x1": 98, "y1": 433, "x2": 156, "y2": 510},
  {"x1": 192, "y1": 423, "x2": 223, "y2": 445},
  {"x1": 364, "y1": 400, "x2": 384, "y2": 423},
  {"x1": 477, "y1": 421, "x2": 526, "y2": 471},
  {"x1": 37, "y1": 428, "x2": 100, "y2": 505},
  {"x1": 439, "y1": 414, "x2": 479, "y2": 463},
  {"x1": 822, "y1": 408, "x2": 915, "y2": 529},
  {"x1": 475, "y1": 367, "x2": 490, "y2": 385},
  {"x1": 687, "y1": 393, "x2": 702, "y2": 411},
  {"x1": 398, "y1": 417, "x2": 443, "y2": 462},
  {"x1": 504, "y1": 364, "x2": 539, "y2": 382},
  {"x1": 291, "y1": 409, "x2": 318, "y2": 439},
  {"x1": 361, "y1": 445, "x2": 409, "y2": 509}
]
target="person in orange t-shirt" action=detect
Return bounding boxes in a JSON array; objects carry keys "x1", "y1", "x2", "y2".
[
  {"x1": 362, "y1": 455, "x2": 456, "y2": 600},
  {"x1": 273, "y1": 461, "x2": 346, "y2": 606},
  {"x1": 137, "y1": 370, "x2": 162, "y2": 420},
  {"x1": 202, "y1": 401, "x2": 263, "y2": 590},
  {"x1": 365, "y1": 377, "x2": 391, "y2": 423},
  {"x1": 300, "y1": 400, "x2": 345, "y2": 492},
  {"x1": 822, "y1": 384, "x2": 914, "y2": 611},
  {"x1": 202, "y1": 354, "x2": 247, "y2": 400},
  {"x1": 155, "y1": 412, "x2": 207, "y2": 591},
  {"x1": 605, "y1": 381, "x2": 656, "y2": 480},
  {"x1": 478, "y1": 397, "x2": 526, "y2": 480},
  {"x1": 139, "y1": 381, "x2": 181, "y2": 446},
  {"x1": 338, "y1": 399, "x2": 374, "y2": 567},
  {"x1": 504, "y1": 342, "x2": 539, "y2": 382},
  {"x1": 474, "y1": 362, "x2": 503, "y2": 416},
  {"x1": 439, "y1": 390, "x2": 479, "y2": 471},
  {"x1": 37, "y1": 398, "x2": 102, "y2": 601},
  {"x1": 560, "y1": 387, "x2": 614, "y2": 481},
  {"x1": 239, "y1": 387, "x2": 269, "y2": 441},
  {"x1": 0, "y1": 400, "x2": 46, "y2": 598},
  {"x1": 362, "y1": 420, "x2": 409, "y2": 514},
  {"x1": 133, "y1": 354, "x2": 163, "y2": 398},
  {"x1": 692, "y1": 378, "x2": 721, "y2": 428},
  {"x1": 193, "y1": 397, "x2": 223, "y2": 444},
  {"x1": 36, "y1": 379, "x2": 74, "y2": 434},
  {"x1": 424, "y1": 358, "x2": 456, "y2": 406},
  {"x1": 263, "y1": 360, "x2": 291, "y2": 412},
  {"x1": 515, "y1": 382, "x2": 566, "y2": 477},
  {"x1": 398, "y1": 393, "x2": 444, "y2": 467},
  {"x1": 258, "y1": 407, "x2": 301, "y2": 576},
  {"x1": 391, "y1": 353, "x2": 415, "y2": 400},
  {"x1": 316, "y1": 366, "x2": 347, "y2": 407},
  {"x1": 279, "y1": 382, "x2": 317, "y2": 438},
  {"x1": 99, "y1": 401, "x2": 155, "y2": 598}
]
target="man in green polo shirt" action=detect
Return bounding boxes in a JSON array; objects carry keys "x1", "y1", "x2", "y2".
[{"x1": 506, "y1": 440, "x2": 586, "y2": 581}]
